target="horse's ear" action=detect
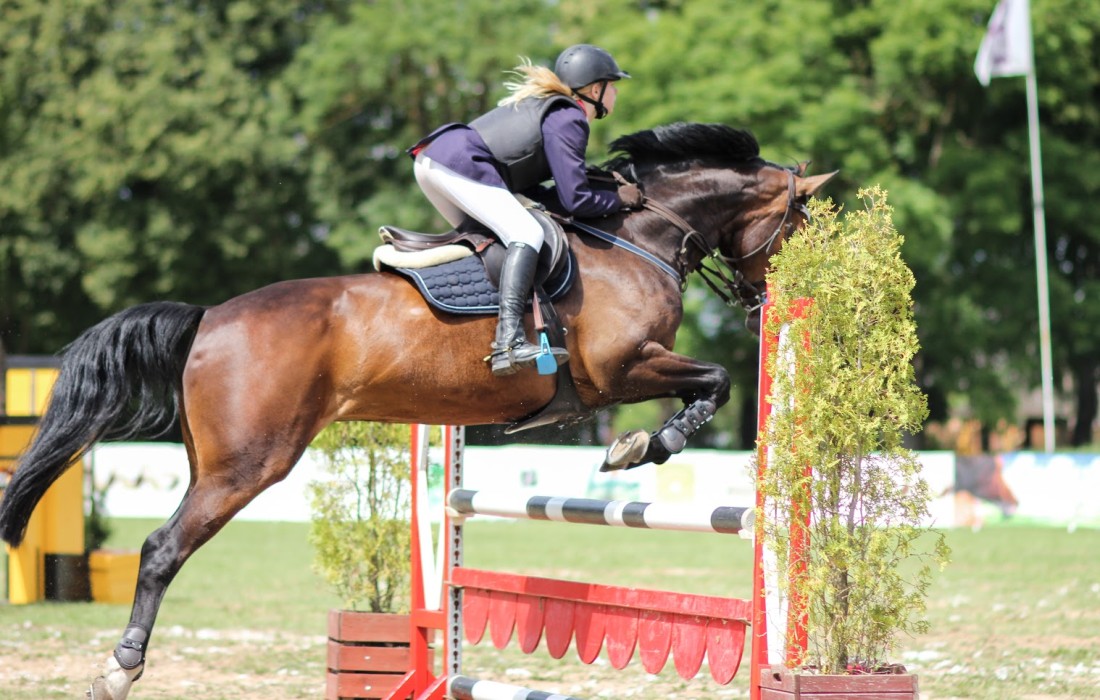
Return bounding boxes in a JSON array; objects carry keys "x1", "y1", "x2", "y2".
[{"x1": 798, "y1": 170, "x2": 838, "y2": 197}]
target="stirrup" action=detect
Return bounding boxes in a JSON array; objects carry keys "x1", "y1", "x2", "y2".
[
  {"x1": 487, "y1": 341, "x2": 568, "y2": 377},
  {"x1": 489, "y1": 350, "x2": 522, "y2": 377}
]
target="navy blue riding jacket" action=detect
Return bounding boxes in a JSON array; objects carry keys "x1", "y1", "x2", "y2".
[{"x1": 410, "y1": 98, "x2": 622, "y2": 219}]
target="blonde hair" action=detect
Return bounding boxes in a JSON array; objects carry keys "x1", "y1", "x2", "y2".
[{"x1": 498, "y1": 57, "x2": 574, "y2": 107}]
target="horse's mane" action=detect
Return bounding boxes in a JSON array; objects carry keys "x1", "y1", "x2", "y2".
[{"x1": 604, "y1": 123, "x2": 762, "y2": 176}]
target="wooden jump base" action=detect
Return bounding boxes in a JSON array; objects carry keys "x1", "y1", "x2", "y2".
[{"x1": 380, "y1": 297, "x2": 806, "y2": 700}]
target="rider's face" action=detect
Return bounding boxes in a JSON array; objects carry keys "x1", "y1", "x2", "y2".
[
  {"x1": 579, "y1": 81, "x2": 618, "y2": 121},
  {"x1": 600, "y1": 81, "x2": 618, "y2": 116}
]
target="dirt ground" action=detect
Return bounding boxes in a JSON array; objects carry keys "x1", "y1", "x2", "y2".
[
  {"x1": 8, "y1": 621, "x2": 1096, "y2": 699},
  {"x1": 5, "y1": 626, "x2": 327, "y2": 700},
  {"x1": 4, "y1": 624, "x2": 745, "y2": 700}
]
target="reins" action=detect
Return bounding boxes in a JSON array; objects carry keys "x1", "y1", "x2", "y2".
[
  {"x1": 564, "y1": 218, "x2": 681, "y2": 283},
  {"x1": 579, "y1": 168, "x2": 802, "y2": 315}
]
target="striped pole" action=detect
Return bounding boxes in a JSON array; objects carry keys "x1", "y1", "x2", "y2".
[
  {"x1": 448, "y1": 489, "x2": 751, "y2": 535},
  {"x1": 449, "y1": 675, "x2": 584, "y2": 700}
]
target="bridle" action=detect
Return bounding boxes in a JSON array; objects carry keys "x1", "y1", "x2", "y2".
[{"x1": 620, "y1": 168, "x2": 806, "y2": 317}]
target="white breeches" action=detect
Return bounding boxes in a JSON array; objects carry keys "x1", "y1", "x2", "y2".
[{"x1": 414, "y1": 154, "x2": 544, "y2": 250}]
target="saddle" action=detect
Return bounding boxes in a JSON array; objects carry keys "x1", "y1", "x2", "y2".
[
  {"x1": 374, "y1": 205, "x2": 588, "y2": 433},
  {"x1": 374, "y1": 205, "x2": 575, "y2": 315}
]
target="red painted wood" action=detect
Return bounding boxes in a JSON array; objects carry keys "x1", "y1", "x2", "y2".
[
  {"x1": 416, "y1": 674, "x2": 450, "y2": 700},
  {"x1": 603, "y1": 606, "x2": 640, "y2": 670},
  {"x1": 324, "y1": 613, "x2": 417, "y2": 699},
  {"x1": 758, "y1": 667, "x2": 919, "y2": 698},
  {"x1": 705, "y1": 618, "x2": 746, "y2": 684},
  {"x1": 409, "y1": 608, "x2": 445, "y2": 629},
  {"x1": 462, "y1": 587, "x2": 491, "y2": 644},
  {"x1": 809, "y1": 694, "x2": 914, "y2": 699},
  {"x1": 451, "y1": 568, "x2": 750, "y2": 622},
  {"x1": 637, "y1": 609, "x2": 672, "y2": 674},
  {"x1": 573, "y1": 602, "x2": 607, "y2": 664},
  {"x1": 543, "y1": 598, "x2": 576, "y2": 659},
  {"x1": 670, "y1": 614, "x2": 707, "y2": 680},
  {"x1": 380, "y1": 670, "x2": 417, "y2": 700},
  {"x1": 515, "y1": 593, "x2": 545, "y2": 653},
  {"x1": 760, "y1": 692, "x2": 917, "y2": 700},
  {"x1": 447, "y1": 546, "x2": 765, "y2": 687},
  {"x1": 488, "y1": 590, "x2": 518, "y2": 649},
  {"x1": 800, "y1": 676, "x2": 916, "y2": 691},
  {"x1": 327, "y1": 641, "x2": 411, "y2": 673},
  {"x1": 326, "y1": 670, "x2": 405, "y2": 700},
  {"x1": 328, "y1": 611, "x2": 411, "y2": 644}
]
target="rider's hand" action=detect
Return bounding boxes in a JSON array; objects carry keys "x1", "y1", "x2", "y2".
[{"x1": 617, "y1": 183, "x2": 645, "y2": 209}]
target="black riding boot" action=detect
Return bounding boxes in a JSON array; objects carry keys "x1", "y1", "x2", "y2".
[{"x1": 489, "y1": 243, "x2": 568, "y2": 376}]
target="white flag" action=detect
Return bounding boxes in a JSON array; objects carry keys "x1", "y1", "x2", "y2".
[{"x1": 974, "y1": 0, "x2": 1034, "y2": 86}]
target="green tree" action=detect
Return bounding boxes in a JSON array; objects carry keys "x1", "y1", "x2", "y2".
[
  {"x1": 757, "y1": 189, "x2": 949, "y2": 673},
  {"x1": 0, "y1": 0, "x2": 341, "y2": 353},
  {"x1": 309, "y1": 421, "x2": 410, "y2": 613},
  {"x1": 598, "y1": 0, "x2": 1099, "y2": 445},
  {"x1": 288, "y1": 0, "x2": 558, "y2": 268},
  {"x1": 3, "y1": 0, "x2": 1097, "y2": 444}
]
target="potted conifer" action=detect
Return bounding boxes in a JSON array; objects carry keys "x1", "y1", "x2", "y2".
[
  {"x1": 754, "y1": 187, "x2": 950, "y2": 698},
  {"x1": 309, "y1": 421, "x2": 413, "y2": 700}
]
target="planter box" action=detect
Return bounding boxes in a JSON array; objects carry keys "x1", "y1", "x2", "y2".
[
  {"x1": 88, "y1": 549, "x2": 140, "y2": 604},
  {"x1": 760, "y1": 665, "x2": 919, "y2": 699},
  {"x1": 326, "y1": 611, "x2": 415, "y2": 700}
]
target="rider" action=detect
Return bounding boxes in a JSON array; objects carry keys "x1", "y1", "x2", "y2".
[{"x1": 408, "y1": 44, "x2": 644, "y2": 377}]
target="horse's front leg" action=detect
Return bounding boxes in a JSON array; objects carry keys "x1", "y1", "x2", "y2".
[
  {"x1": 602, "y1": 396, "x2": 721, "y2": 471},
  {"x1": 599, "y1": 341, "x2": 731, "y2": 471}
]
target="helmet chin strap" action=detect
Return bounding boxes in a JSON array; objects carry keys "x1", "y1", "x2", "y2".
[{"x1": 576, "y1": 82, "x2": 610, "y2": 119}]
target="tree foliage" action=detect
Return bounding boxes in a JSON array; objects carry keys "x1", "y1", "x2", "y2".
[
  {"x1": 308, "y1": 421, "x2": 410, "y2": 613},
  {"x1": 0, "y1": 0, "x2": 341, "y2": 351},
  {"x1": 287, "y1": 0, "x2": 558, "y2": 268},
  {"x1": 1, "y1": 0, "x2": 1097, "y2": 443},
  {"x1": 757, "y1": 189, "x2": 949, "y2": 673}
]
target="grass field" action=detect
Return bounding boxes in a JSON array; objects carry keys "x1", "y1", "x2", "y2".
[{"x1": 2, "y1": 518, "x2": 1098, "y2": 699}]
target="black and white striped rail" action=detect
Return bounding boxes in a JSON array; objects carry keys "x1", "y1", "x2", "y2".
[
  {"x1": 447, "y1": 489, "x2": 751, "y2": 535},
  {"x1": 449, "y1": 675, "x2": 584, "y2": 700}
]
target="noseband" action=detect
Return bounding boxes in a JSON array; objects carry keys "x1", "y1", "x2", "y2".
[{"x1": 640, "y1": 168, "x2": 805, "y2": 317}]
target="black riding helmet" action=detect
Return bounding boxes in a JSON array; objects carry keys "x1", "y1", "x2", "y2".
[
  {"x1": 554, "y1": 44, "x2": 631, "y2": 88},
  {"x1": 554, "y1": 44, "x2": 630, "y2": 119}
]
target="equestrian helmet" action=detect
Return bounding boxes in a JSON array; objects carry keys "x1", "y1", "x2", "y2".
[{"x1": 554, "y1": 44, "x2": 630, "y2": 89}]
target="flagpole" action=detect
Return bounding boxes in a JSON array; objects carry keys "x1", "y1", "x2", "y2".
[{"x1": 1024, "y1": 68, "x2": 1056, "y2": 453}]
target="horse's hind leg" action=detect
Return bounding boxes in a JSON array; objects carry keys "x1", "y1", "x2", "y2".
[{"x1": 88, "y1": 419, "x2": 317, "y2": 699}]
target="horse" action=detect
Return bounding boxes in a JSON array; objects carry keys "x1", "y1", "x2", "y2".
[{"x1": 0, "y1": 122, "x2": 834, "y2": 699}]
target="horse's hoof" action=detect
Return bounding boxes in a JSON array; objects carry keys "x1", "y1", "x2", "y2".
[
  {"x1": 87, "y1": 657, "x2": 142, "y2": 700},
  {"x1": 601, "y1": 429, "x2": 649, "y2": 471}
]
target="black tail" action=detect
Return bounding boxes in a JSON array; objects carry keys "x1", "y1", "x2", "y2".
[{"x1": 0, "y1": 301, "x2": 205, "y2": 547}]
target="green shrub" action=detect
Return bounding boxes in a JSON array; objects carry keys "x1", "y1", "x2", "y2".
[
  {"x1": 308, "y1": 421, "x2": 411, "y2": 613},
  {"x1": 756, "y1": 187, "x2": 950, "y2": 674}
]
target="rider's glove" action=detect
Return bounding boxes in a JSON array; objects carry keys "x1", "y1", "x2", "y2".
[{"x1": 616, "y1": 183, "x2": 645, "y2": 209}]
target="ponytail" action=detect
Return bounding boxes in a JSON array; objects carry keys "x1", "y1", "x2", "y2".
[{"x1": 498, "y1": 57, "x2": 574, "y2": 107}]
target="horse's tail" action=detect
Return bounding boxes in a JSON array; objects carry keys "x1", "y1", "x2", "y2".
[{"x1": 0, "y1": 301, "x2": 205, "y2": 547}]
